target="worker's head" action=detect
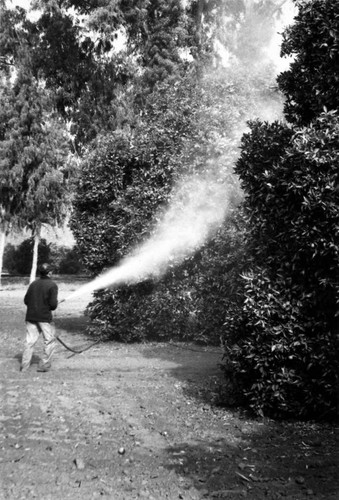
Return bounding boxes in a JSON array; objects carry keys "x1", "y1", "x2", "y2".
[{"x1": 39, "y1": 263, "x2": 51, "y2": 277}]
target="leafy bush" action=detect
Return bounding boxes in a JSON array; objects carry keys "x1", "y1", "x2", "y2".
[
  {"x1": 220, "y1": 0, "x2": 339, "y2": 420},
  {"x1": 223, "y1": 112, "x2": 339, "y2": 419},
  {"x1": 71, "y1": 54, "x2": 282, "y2": 344},
  {"x1": 3, "y1": 243, "x2": 17, "y2": 274},
  {"x1": 70, "y1": 130, "x2": 174, "y2": 276},
  {"x1": 190, "y1": 211, "x2": 249, "y2": 344},
  {"x1": 223, "y1": 269, "x2": 337, "y2": 419},
  {"x1": 71, "y1": 71, "x2": 254, "y2": 343},
  {"x1": 58, "y1": 247, "x2": 84, "y2": 275},
  {"x1": 87, "y1": 277, "x2": 195, "y2": 343},
  {"x1": 83, "y1": 210, "x2": 248, "y2": 345}
]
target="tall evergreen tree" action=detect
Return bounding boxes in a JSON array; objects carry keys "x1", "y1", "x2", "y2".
[
  {"x1": 0, "y1": 4, "x2": 74, "y2": 280},
  {"x1": 0, "y1": 68, "x2": 72, "y2": 280}
]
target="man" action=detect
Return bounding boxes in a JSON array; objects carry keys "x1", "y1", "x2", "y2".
[{"x1": 21, "y1": 263, "x2": 58, "y2": 372}]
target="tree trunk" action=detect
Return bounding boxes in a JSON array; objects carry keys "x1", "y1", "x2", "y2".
[
  {"x1": 0, "y1": 226, "x2": 7, "y2": 287},
  {"x1": 30, "y1": 227, "x2": 40, "y2": 283},
  {"x1": 194, "y1": 0, "x2": 205, "y2": 47}
]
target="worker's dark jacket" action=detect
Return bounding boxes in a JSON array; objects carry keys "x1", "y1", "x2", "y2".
[{"x1": 24, "y1": 276, "x2": 58, "y2": 323}]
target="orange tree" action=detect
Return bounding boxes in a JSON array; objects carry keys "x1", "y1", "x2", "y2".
[
  {"x1": 224, "y1": 0, "x2": 339, "y2": 419},
  {"x1": 70, "y1": 71, "x2": 242, "y2": 342},
  {"x1": 70, "y1": 57, "x2": 274, "y2": 343},
  {"x1": 67, "y1": 0, "x2": 293, "y2": 345}
]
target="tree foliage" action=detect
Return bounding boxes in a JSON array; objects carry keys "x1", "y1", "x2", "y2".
[
  {"x1": 3, "y1": 239, "x2": 83, "y2": 275},
  {"x1": 4, "y1": 237, "x2": 51, "y2": 276},
  {"x1": 223, "y1": 0, "x2": 339, "y2": 419},
  {"x1": 71, "y1": 60, "x2": 276, "y2": 343},
  {"x1": 0, "y1": 3, "x2": 76, "y2": 280},
  {"x1": 225, "y1": 113, "x2": 339, "y2": 419},
  {"x1": 5, "y1": 0, "x2": 288, "y2": 150},
  {"x1": 0, "y1": 68, "x2": 73, "y2": 279},
  {"x1": 277, "y1": 0, "x2": 339, "y2": 125},
  {"x1": 24, "y1": 0, "x2": 196, "y2": 147}
]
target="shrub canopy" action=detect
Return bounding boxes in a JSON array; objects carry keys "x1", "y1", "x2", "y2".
[
  {"x1": 223, "y1": 0, "x2": 339, "y2": 419},
  {"x1": 227, "y1": 112, "x2": 339, "y2": 418}
]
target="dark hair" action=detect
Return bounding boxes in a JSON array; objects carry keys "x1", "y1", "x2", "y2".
[{"x1": 39, "y1": 263, "x2": 51, "y2": 276}]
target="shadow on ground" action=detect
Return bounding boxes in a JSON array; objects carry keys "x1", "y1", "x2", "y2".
[
  {"x1": 54, "y1": 314, "x2": 89, "y2": 335},
  {"x1": 162, "y1": 423, "x2": 338, "y2": 499},
  {"x1": 140, "y1": 343, "x2": 338, "y2": 499},
  {"x1": 141, "y1": 342, "x2": 226, "y2": 407}
]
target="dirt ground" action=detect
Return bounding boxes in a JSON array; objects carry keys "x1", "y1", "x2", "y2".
[{"x1": 0, "y1": 278, "x2": 338, "y2": 500}]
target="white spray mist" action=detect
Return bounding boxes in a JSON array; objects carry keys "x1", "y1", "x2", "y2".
[
  {"x1": 62, "y1": 1, "x2": 297, "y2": 303},
  {"x1": 64, "y1": 166, "x2": 237, "y2": 301}
]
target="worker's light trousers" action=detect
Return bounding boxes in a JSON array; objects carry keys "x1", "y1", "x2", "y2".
[{"x1": 21, "y1": 321, "x2": 56, "y2": 370}]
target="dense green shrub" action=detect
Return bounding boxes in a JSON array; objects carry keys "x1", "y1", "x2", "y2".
[
  {"x1": 85, "y1": 212, "x2": 248, "y2": 345},
  {"x1": 3, "y1": 243, "x2": 17, "y2": 274},
  {"x1": 71, "y1": 71, "x2": 256, "y2": 343},
  {"x1": 224, "y1": 112, "x2": 339, "y2": 419},
  {"x1": 70, "y1": 131, "x2": 174, "y2": 276},
  {"x1": 58, "y1": 247, "x2": 84, "y2": 274},
  {"x1": 220, "y1": 0, "x2": 339, "y2": 420},
  {"x1": 87, "y1": 277, "x2": 196, "y2": 343},
  {"x1": 223, "y1": 269, "x2": 337, "y2": 419},
  {"x1": 70, "y1": 56, "x2": 281, "y2": 344},
  {"x1": 191, "y1": 212, "x2": 249, "y2": 344}
]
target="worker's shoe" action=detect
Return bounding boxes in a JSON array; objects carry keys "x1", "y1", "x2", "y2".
[
  {"x1": 20, "y1": 365, "x2": 29, "y2": 372},
  {"x1": 37, "y1": 362, "x2": 51, "y2": 372}
]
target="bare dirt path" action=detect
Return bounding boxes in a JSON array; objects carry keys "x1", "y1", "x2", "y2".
[{"x1": 0, "y1": 280, "x2": 338, "y2": 500}]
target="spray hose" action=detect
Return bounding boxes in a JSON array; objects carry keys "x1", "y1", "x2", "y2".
[
  {"x1": 56, "y1": 335, "x2": 100, "y2": 354},
  {"x1": 55, "y1": 299, "x2": 100, "y2": 355}
]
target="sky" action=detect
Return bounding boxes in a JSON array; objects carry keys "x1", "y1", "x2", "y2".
[
  {"x1": 6, "y1": 0, "x2": 40, "y2": 21},
  {"x1": 8, "y1": 0, "x2": 30, "y2": 6}
]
